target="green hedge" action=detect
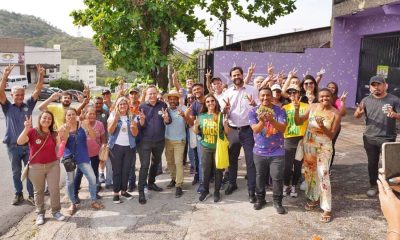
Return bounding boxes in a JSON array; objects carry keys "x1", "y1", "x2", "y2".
[{"x1": 49, "y1": 79, "x2": 84, "y2": 91}]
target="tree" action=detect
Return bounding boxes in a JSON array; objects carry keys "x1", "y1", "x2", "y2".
[
  {"x1": 169, "y1": 49, "x2": 202, "y2": 87},
  {"x1": 71, "y1": 0, "x2": 296, "y2": 89}
]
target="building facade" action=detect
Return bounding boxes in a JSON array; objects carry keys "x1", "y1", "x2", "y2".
[
  {"x1": 68, "y1": 65, "x2": 96, "y2": 88},
  {"x1": 205, "y1": 0, "x2": 400, "y2": 106},
  {"x1": 25, "y1": 46, "x2": 61, "y2": 83}
]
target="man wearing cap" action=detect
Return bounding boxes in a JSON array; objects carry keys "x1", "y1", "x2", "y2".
[
  {"x1": 282, "y1": 84, "x2": 308, "y2": 198},
  {"x1": 354, "y1": 75, "x2": 400, "y2": 197},
  {"x1": 102, "y1": 89, "x2": 113, "y2": 114},
  {"x1": 164, "y1": 89, "x2": 189, "y2": 197}
]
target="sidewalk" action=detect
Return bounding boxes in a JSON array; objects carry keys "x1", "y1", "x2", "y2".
[{"x1": 1, "y1": 112, "x2": 388, "y2": 240}]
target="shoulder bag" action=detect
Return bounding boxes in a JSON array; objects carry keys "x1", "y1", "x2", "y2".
[
  {"x1": 61, "y1": 131, "x2": 78, "y2": 172},
  {"x1": 215, "y1": 113, "x2": 230, "y2": 169}
]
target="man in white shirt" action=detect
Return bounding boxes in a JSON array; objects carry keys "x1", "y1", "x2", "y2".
[{"x1": 219, "y1": 66, "x2": 259, "y2": 203}]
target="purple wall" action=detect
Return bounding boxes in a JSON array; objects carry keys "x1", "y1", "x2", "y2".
[{"x1": 213, "y1": 3, "x2": 400, "y2": 107}]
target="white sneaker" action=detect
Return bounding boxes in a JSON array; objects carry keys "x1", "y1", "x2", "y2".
[
  {"x1": 36, "y1": 214, "x2": 45, "y2": 225},
  {"x1": 283, "y1": 185, "x2": 290, "y2": 196},
  {"x1": 290, "y1": 185, "x2": 298, "y2": 198},
  {"x1": 53, "y1": 211, "x2": 65, "y2": 221},
  {"x1": 300, "y1": 181, "x2": 306, "y2": 191}
]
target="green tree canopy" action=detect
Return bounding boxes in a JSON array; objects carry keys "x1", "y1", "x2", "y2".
[{"x1": 71, "y1": 0, "x2": 296, "y2": 89}]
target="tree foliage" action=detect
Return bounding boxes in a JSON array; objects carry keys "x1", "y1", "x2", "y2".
[
  {"x1": 169, "y1": 49, "x2": 203, "y2": 87},
  {"x1": 71, "y1": 0, "x2": 296, "y2": 89}
]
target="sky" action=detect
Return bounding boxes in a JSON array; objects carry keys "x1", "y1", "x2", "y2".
[{"x1": 0, "y1": 0, "x2": 332, "y2": 54}]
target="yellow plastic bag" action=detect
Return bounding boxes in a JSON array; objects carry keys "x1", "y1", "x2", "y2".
[{"x1": 215, "y1": 113, "x2": 229, "y2": 169}]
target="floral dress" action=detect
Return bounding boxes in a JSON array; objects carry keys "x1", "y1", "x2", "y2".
[{"x1": 303, "y1": 108, "x2": 335, "y2": 211}]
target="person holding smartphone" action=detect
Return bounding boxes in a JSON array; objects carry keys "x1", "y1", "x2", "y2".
[{"x1": 354, "y1": 76, "x2": 400, "y2": 198}]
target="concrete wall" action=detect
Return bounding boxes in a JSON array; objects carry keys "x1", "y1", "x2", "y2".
[
  {"x1": 0, "y1": 38, "x2": 25, "y2": 75},
  {"x1": 61, "y1": 59, "x2": 78, "y2": 79},
  {"x1": 333, "y1": 0, "x2": 400, "y2": 17}
]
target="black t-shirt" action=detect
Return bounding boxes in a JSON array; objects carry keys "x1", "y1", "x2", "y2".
[{"x1": 361, "y1": 93, "x2": 400, "y2": 140}]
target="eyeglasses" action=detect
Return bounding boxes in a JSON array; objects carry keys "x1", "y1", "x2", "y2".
[
  {"x1": 287, "y1": 91, "x2": 297, "y2": 95},
  {"x1": 304, "y1": 82, "x2": 314, "y2": 86}
]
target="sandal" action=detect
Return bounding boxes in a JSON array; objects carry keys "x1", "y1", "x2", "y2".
[
  {"x1": 305, "y1": 201, "x2": 319, "y2": 211},
  {"x1": 320, "y1": 212, "x2": 332, "y2": 223},
  {"x1": 68, "y1": 203, "x2": 77, "y2": 215},
  {"x1": 91, "y1": 201, "x2": 104, "y2": 210}
]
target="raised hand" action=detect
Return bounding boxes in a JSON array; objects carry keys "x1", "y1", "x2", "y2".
[
  {"x1": 267, "y1": 62, "x2": 274, "y2": 76},
  {"x1": 288, "y1": 68, "x2": 298, "y2": 79},
  {"x1": 387, "y1": 106, "x2": 397, "y2": 118},
  {"x1": 114, "y1": 110, "x2": 121, "y2": 122},
  {"x1": 51, "y1": 92, "x2": 62, "y2": 101},
  {"x1": 161, "y1": 108, "x2": 169, "y2": 122},
  {"x1": 223, "y1": 98, "x2": 231, "y2": 114},
  {"x1": 83, "y1": 85, "x2": 90, "y2": 98},
  {"x1": 76, "y1": 93, "x2": 84, "y2": 103},
  {"x1": 36, "y1": 64, "x2": 45, "y2": 79},
  {"x1": 130, "y1": 117, "x2": 138, "y2": 129},
  {"x1": 2, "y1": 64, "x2": 15, "y2": 79},
  {"x1": 247, "y1": 94, "x2": 256, "y2": 107},
  {"x1": 248, "y1": 63, "x2": 256, "y2": 75},
  {"x1": 317, "y1": 68, "x2": 326, "y2": 76},
  {"x1": 257, "y1": 112, "x2": 266, "y2": 123},
  {"x1": 205, "y1": 69, "x2": 212, "y2": 79},
  {"x1": 194, "y1": 115, "x2": 200, "y2": 127},
  {"x1": 172, "y1": 69, "x2": 178, "y2": 80},
  {"x1": 356, "y1": 102, "x2": 365, "y2": 114},
  {"x1": 177, "y1": 107, "x2": 185, "y2": 117},
  {"x1": 184, "y1": 104, "x2": 193, "y2": 117},
  {"x1": 303, "y1": 70, "x2": 309, "y2": 78},
  {"x1": 315, "y1": 116, "x2": 325, "y2": 128},
  {"x1": 24, "y1": 115, "x2": 32, "y2": 129},
  {"x1": 340, "y1": 91, "x2": 348, "y2": 103},
  {"x1": 293, "y1": 96, "x2": 300, "y2": 110}
]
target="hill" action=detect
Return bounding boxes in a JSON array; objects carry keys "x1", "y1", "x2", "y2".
[{"x1": 0, "y1": 10, "x2": 135, "y2": 84}]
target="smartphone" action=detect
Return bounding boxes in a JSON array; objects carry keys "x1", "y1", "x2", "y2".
[{"x1": 382, "y1": 142, "x2": 400, "y2": 186}]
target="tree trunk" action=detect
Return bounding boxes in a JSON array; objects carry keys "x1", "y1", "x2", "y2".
[{"x1": 156, "y1": 25, "x2": 170, "y2": 91}]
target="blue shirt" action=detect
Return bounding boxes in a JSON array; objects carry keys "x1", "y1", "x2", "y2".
[
  {"x1": 138, "y1": 101, "x2": 171, "y2": 142},
  {"x1": 191, "y1": 100, "x2": 203, "y2": 117},
  {"x1": 64, "y1": 127, "x2": 90, "y2": 164},
  {"x1": 248, "y1": 105, "x2": 286, "y2": 157},
  {"x1": 165, "y1": 106, "x2": 187, "y2": 141},
  {"x1": 1, "y1": 97, "x2": 36, "y2": 144}
]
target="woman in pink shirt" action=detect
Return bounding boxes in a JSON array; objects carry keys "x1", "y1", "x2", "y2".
[{"x1": 74, "y1": 106, "x2": 106, "y2": 200}]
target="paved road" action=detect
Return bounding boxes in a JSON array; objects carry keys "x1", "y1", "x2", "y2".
[{"x1": 1, "y1": 111, "x2": 394, "y2": 240}]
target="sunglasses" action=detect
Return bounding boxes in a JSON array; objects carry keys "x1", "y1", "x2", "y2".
[
  {"x1": 304, "y1": 82, "x2": 314, "y2": 86},
  {"x1": 287, "y1": 91, "x2": 297, "y2": 95},
  {"x1": 187, "y1": 96, "x2": 195, "y2": 99}
]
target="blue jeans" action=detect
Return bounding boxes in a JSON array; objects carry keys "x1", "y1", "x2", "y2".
[
  {"x1": 66, "y1": 162, "x2": 97, "y2": 203},
  {"x1": 105, "y1": 158, "x2": 113, "y2": 186},
  {"x1": 6, "y1": 144, "x2": 34, "y2": 196},
  {"x1": 74, "y1": 155, "x2": 100, "y2": 196}
]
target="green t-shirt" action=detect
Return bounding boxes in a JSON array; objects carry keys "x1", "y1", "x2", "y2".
[{"x1": 199, "y1": 113, "x2": 223, "y2": 149}]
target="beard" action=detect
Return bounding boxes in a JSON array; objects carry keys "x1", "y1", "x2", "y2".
[
  {"x1": 62, "y1": 102, "x2": 71, "y2": 108},
  {"x1": 233, "y1": 77, "x2": 243, "y2": 86}
]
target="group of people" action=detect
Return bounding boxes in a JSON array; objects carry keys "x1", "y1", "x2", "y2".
[{"x1": 1, "y1": 62, "x2": 399, "y2": 232}]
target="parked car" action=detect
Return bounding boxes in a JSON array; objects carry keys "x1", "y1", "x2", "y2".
[
  {"x1": 43, "y1": 75, "x2": 50, "y2": 84},
  {"x1": 48, "y1": 87, "x2": 62, "y2": 93},
  {"x1": 39, "y1": 87, "x2": 59, "y2": 102},
  {"x1": 65, "y1": 89, "x2": 84, "y2": 102}
]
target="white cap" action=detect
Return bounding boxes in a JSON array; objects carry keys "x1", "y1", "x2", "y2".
[{"x1": 271, "y1": 84, "x2": 282, "y2": 91}]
